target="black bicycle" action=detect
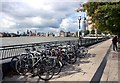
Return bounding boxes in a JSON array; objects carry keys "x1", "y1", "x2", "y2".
[{"x1": 15, "y1": 48, "x2": 54, "y2": 81}]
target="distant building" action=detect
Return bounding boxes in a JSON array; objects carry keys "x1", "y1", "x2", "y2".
[
  {"x1": 20, "y1": 32, "x2": 27, "y2": 36},
  {"x1": 2, "y1": 32, "x2": 11, "y2": 37},
  {"x1": 71, "y1": 32, "x2": 76, "y2": 37},
  {"x1": 26, "y1": 30, "x2": 29, "y2": 36},
  {"x1": 17, "y1": 31, "x2": 19, "y2": 35},
  {"x1": 31, "y1": 33, "x2": 36, "y2": 36},
  {"x1": 65, "y1": 31, "x2": 71, "y2": 37},
  {"x1": 59, "y1": 30, "x2": 76, "y2": 37},
  {"x1": 88, "y1": 16, "x2": 93, "y2": 32},
  {"x1": 75, "y1": 32, "x2": 80, "y2": 37},
  {"x1": 81, "y1": 17, "x2": 87, "y2": 32},
  {"x1": 37, "y1": 32, "x2": 46, "y2": 37},
  {"x1": 59, "y1": 30, "x2": 65, "y2": 37},
  {"x1": 0, "y1": 32, "x2": 3, "y2": 37},
  {"x1": 10, "y1": 33, "x2": 17, "y2": 37},
  {"x1": 0, "y1": 32, "x2": 19, "y2": 37},
  {"x1": 87, "y1": 16, "x2": 97, "y2": 34},
  {"x1": 47, "y1": 32, "x2": 55, "y2": 37}
]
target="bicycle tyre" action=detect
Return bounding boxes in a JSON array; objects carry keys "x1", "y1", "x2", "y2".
[
  {"x1": 37, "y1": 58, "x2": 54, "y2": 81},
  {"x1": 10, "y1": 56, "x2": 19, "y2": 71},
  {"x1": 54, "y1": 60, "x2": 63, "y2": 75},
  {"x1": 67, "y1": 52, "x2": 77, "y2": 64},
  {"x1": 15, "y1": 59, "x2": 29, "y2": 75},
  {"x1": 80, "y1": 47, "x2": 88, "y2": 57}
]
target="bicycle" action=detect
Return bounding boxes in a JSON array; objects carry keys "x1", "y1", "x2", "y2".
[{"x1": 15, "y1": 48, "x2": 54, "y2": 81}]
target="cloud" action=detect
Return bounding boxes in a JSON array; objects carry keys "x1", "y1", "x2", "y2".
[
  {"x1": 0, "y1": 0, "x2": 87, "y2": 33},
  {"x1": 0, "y1": 19, "x2": 16, "y2": 28},
  {"x1": 60, "y1": 17, "x2": 78, "y2": 32}
]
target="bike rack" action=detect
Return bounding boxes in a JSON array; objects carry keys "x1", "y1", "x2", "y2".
[{"x1": 0, "y1": 38, "x2": 108, "y2": 60}]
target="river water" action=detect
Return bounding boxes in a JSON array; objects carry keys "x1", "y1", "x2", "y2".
[{"x1": 0, "y1": 37, "x2": 78, "y2": 47}]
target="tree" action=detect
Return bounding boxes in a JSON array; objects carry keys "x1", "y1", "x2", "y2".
[
  {"x1": 84, "y1": 30, "x2": 90, "y2": 36},
  {"x1": 91, "y1": 29, "x2": 95, "y2": 34},
  {"x1": 79, "y1": 2, "x2": 120, "y2": 36},
  {"x1": 97, "y1": 29, "x2": 102, "y2": 35}
]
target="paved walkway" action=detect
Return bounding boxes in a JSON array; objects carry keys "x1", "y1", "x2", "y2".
[
  {"x1": 2, "y1": 39, "x2": 119, "y2": 82},
  {"x1": 101, "y1": 45, "x2": 120, "y2": 82}
]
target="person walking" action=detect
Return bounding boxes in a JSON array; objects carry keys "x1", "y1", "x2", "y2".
[{"x1": 112, "y1": 36, "x2": 118, "y2": 51}]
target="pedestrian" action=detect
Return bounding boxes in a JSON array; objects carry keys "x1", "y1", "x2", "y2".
[{"x1": 112, "y1": 36, "x2": 118, "y2": 51}]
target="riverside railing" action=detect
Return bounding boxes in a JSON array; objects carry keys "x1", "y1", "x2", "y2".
[{"x1": 0, "y1": 37, "x2": 107, "y2": 60}]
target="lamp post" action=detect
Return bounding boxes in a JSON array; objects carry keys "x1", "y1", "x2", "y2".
[
  {"x1": 78, "y1": 16, "x2": 82, "y2": 46},
  {"x1": 78, "y1": 16, "x2": 81, "y2": 38},
  {"x1": 78, "y1": 16, "x2": 87, "y2": 46}
]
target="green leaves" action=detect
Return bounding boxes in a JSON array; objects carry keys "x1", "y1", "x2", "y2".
[{"x1": 82, "y1": 2, "x2": 120, "y2": 35}]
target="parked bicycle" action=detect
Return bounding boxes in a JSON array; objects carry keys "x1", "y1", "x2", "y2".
[
  {"x1": 10, "y1": 41, "x2": 88, "y2": 81},
  {"x1": 15, "y1": 48, "x2": 54, "y2": 81}
]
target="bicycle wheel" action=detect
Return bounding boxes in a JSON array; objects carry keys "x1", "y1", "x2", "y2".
[
  {"x1": 15, "y1": 60, "x2": 26, "y2": 75},
  {"x1": 10, "y1": 56, "x2": 19, "y2": 71},
  {"x1": 54, "y1": 60, "x2": 63, "y2": 75},
  {"x1": 80, "y1": 47, "x2": 88, "y2": 57},
  {"x1": 15, "y1": 59, "x2": 30, "y2": 75},
  {"x1": 67, "y1": 52, "x2": 77, "y2": 64},
  {"x1": 38, "y1": 58, "x2": 54, "y2": 81},
  {"x1": 83, "y1": 47, "x2": 88, "y2": 55}
]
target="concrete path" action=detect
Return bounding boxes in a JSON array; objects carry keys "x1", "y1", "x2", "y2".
[
  {"x1": 101, "y1": 48, "x2": 120, "y2": 82},
  {"x1": 2, "y1": 39, "x2": 115, "y2": 82}
]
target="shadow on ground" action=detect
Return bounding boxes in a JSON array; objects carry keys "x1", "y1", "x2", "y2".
[
  {"x1": 2, "y1": 53, "x2": 96, "y2": 83},
  {"x1": 50, "y1": 53, "x2": 96, "y2": 80}
]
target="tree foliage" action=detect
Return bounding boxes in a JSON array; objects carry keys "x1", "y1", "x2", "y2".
[
  {"x1": 82, "y1": 2, "x2": 120, "y2": 36},
  {"x1": 84, "y1": 30, "x2": 90, "y2": 35},
  {"x1": 91, "y1": 29, "x2": 95, "y2": 34}
]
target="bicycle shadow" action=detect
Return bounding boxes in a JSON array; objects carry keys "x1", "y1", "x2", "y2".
[
  {"x1": 76, "y1": 53, "x2": 96, "y2": 64},
  {"x1": 79, "y1": 53, "x2": 96, "y2": 59},
  {"x1": 2, "y1": 53, "x2": 97, "y2": 83},
  {"x1": 51, "y1": 53, "x2": 96, "y2": 80},
  {"x1": 51, "y1": 55, "x2": 96, "y2": 80},
  {"x1": 51, "y1": 64, "x2": 82, "y2": 80},
  {"x1": 2, "y1": 73, "x2": 45, "y2": 83}
]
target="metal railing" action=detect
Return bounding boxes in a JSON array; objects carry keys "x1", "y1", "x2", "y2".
[{"x1": 0, "y1": 37, "x2": 107, "y2": 60}]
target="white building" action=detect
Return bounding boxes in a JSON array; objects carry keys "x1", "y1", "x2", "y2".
[{"x1": 81, "y1": 17, "x2": 87, "y2": 36}]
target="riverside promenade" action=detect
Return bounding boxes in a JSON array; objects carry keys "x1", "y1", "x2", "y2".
[
  {"x1": 101, "y1": 44, "x2": 120, "y2": 82},
  {"x1": 1, "y1": 39, "x2": 120, "y2": 82}
]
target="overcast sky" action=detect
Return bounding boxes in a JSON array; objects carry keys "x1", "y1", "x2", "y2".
[{"x1": 0, "y1": 0, "x2": 88, "y2": 35}]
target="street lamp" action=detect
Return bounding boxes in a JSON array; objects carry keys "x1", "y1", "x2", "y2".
[
  {"x1": 78, "y1": 16, "x2": 87, "y2": 46},
  {"x1": 78, "y1": 16, "x2": 82, "y2": 46},
  {"x1": 78, "y1": 16, "x2": 81, "y2": 38}
]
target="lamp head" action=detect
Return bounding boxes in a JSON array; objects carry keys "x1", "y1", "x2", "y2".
[
  {"x1": 84, "y1": 17, "x2": 86, "y2": 20},
  {"x1": 78, "y1": 16, "x2": 81, "y2": 20}
]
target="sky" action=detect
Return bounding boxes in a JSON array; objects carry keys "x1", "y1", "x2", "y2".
[{"x1": 0, "y1": 0, "x2": 88, "y2": 35}]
